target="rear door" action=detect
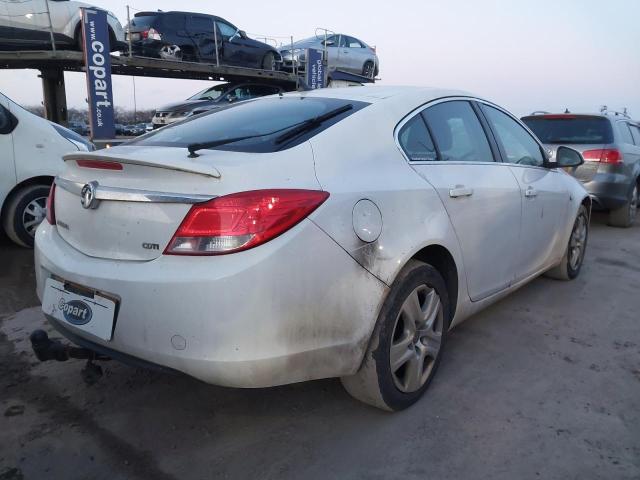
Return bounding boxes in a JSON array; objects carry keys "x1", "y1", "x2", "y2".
[
  {"x1": 481, "y1": 104, "x2": 568, "y2": 280},
  {"x1": 404, "y1": 99, "x2": 522, "y2": 301},
  {"x1": 616, "y1": 121, "x2": 640, "y2": 181},
  {"x1": 0, "y1": 98, "x2": 17, "y2": 206},
  {"x1": 5, "y1": 0, "x2": 50, "y2": 46},
  {"x1": 189, "y1": 15, "x2": 216, "y2": 60}
]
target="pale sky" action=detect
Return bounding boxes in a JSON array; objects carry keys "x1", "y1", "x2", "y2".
[{"x1": 0, "y1": 0, "x2": 638, "y2": 117}]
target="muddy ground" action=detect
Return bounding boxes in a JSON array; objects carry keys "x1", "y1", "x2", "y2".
[{"x1": 0, "y1": 212, "x2": 639, "y2": 479}]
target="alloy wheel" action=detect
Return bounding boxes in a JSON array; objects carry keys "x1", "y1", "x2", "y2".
[
  {"x1": 159, "y1": 45, "x2": 183, "y2": 61},
  {"x1": 568, "y1": 212, "x2": 588, "y2": 271},
  {"x1": 22, "y1": 196, "x2": 47, "y2": 237},
  {"x1": 389, "y1": 285, "x2": 443, "y2": 393},
  {"x1": 630, "y1": 186, "x2": 638, "y2": 222}
]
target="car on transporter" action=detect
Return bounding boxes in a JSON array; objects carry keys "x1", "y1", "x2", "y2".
[
  {"x1": 0, "y1": 92, "x2": 93, "y2": 248},
  {"x1": 152, "y1": 82, "x2": 286, "y2": 129},
  {"x1": 522, "y1": 112, "x2": 640, "y2": 227},
  {"x1": 125, "y1": 11, "x2": 282, "y2": 70},
  {"x1": 280, "y1": 33, "x2": 379, "y2": 78},
  {"x1": 0, "y1": 0, "x2": 124, "y2": 51},
  {"x1": 35, "y1": 87, "x2": 589, "y2": 411}
]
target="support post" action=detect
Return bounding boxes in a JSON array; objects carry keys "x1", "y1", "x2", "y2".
[
  {"x1": 44, "y1": 0, "x2": 56, "y2": 54},
  {"x1": 39, "y1": 68, "x2": 67, "y2": 126},
  {"x1": 126, "y1": 5, "x2": 133, "y2": 57}
]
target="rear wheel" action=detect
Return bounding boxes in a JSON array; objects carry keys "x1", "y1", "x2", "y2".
[
  {"x1": 608, "y1": 184, "x2": 638, "y2": 228},
  {"x1": 545, "y1": 205, "x2": 589, "y2": 280},
  {"x1": 159, "y1": 44, "x2": 183, "y2": 61},
  {"x1": 262, "y1": 52, "x2": 276, "y2": 71},
  {"x1": 341, "y1": 260, "x2": 450, "y2": 411},
  {"x1": 2, "y1": 184, "x2": 51, "y2": 248},
  {"x1": 362, "y1": 61, "x2": 375, "y2": 78}
]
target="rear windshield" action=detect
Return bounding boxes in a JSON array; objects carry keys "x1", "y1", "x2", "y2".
[
  {"x1": 130, "y1": 96, "x2": 369, "y2": 153},
  {"x1": 522, "y1": 116, "x2": 613, "y2": 144},
  {"x1": 130, "y1": 15, "x2": 158, "y2": 29}
]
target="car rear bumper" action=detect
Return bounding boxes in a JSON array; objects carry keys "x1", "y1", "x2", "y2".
[
  {"x1": 34, "y1": 220, "x2": 387, "y2": 388},
  {"x1": 582, "y1": 172, "x2": 632, "y2": 210}
]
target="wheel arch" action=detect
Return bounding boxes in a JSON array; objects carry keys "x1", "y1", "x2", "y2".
[
  {"x1": 409, "y1": 244, "x2": 459, "y2": 321},
  {"x1": 1, "y1": 176, "x2": 54, "y2": 222}
]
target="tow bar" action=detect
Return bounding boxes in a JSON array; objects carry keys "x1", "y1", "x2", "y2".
[{"x1": 30, "y1": 330, "x2": 110, "y2": 385}]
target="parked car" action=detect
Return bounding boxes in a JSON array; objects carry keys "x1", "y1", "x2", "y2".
[
  {"x1": 280, "y1": 33, "x2": 379, "y2": 78},
  {"x1": 114, "y1": 123, "x2": 126, "y2": 136},
  {"x1": 152, "y1": 81, "x2": 284, "y2": 128},
  {"x1": 0, "y1": 1, "x2": 124, "y2": 51},
  {"x1": 68, "y1": 120, "x2": 89, "y2": 136},
  {"x1": 522, "y1": 112, "x2": 640, "y2": 227},
  {"x1": 0, "y1": 92, "x2": 93, "y2": 247},
  {"x1": 34, "y1": 87, "x2": 589, "y2": 411},
  {"x1": 145, "y1": 123, "x2": 153, "y2": 133},
  {"x1": 125, "y1": 11, "x2": 281, "y2": 69}
]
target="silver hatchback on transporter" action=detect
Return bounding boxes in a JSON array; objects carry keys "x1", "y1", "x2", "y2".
[{"x1": 522, "y1": 112, "x2": 640, "y2": 227}]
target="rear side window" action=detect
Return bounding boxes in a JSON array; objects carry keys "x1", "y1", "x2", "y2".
[
  {"x1": 482, "y1": 105, "x2": 544, "y2": 166},
  {"x1": 161, "y1": 14, "x2": 185, "y2": 30},
  {"x1": 131, "y1": 97, "x2": 369, "y2": 153},
  {"x1": 190, "y1": 16, "x2": 213, "y2": 32},
  {"x1": 630, "y1": 125, "x2": 640, "y2": 146},
  {"x1": 131, "y1": 15, "x2": 158, "y2": 29},
  {"x1": 398, "y1": 115, "x2": 437, "y2": 161},
  {"x1": 522, "y1": 116, "x2": 614, "y2": 144},
  {"x1": 422, "y1": 101, "x2": 494, "y2": 162},
  {"x1": 618, "y1": 122, "x2": 635, "y2": 145}
]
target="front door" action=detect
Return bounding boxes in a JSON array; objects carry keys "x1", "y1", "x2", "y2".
[
  {"x1": 479, "y1": 103, "x2": 568, "y2": 280},
  {"x1": 404, "y1": 100, "x2": 523, "y2": 301}
]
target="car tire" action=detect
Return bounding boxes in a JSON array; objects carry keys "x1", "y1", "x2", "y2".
[
  {"x1": 262, "y1": 52, "x2": 276, "y2": 71},
  {"x1": 362, "y1": 61, "x2": 375, "y2": 79},
  {"x1": 2, "y1": 184, "x2": 51, "y2": 248},
  {"x1": 545, "y1": 205, "x2": 589, "y2": 280},
  {"x1": 608, "y1": 184, "x2": 638, "y2": 228},
  {"x1": 340, "y1": 259, "x2": 450, "y2": 411}
]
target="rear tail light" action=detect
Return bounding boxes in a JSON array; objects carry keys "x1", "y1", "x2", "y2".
[
  {"x1": 165, "y1": 189, "x2": 330, "y2": 255},
  {"x1": 46, "y1": 183, "x2": 56, "y2": 225},
  {"x1": 582, "y1": 149, "x2": 623, "y2": 164},
  {"x1": 76, "y1": 159, "x2": 123, "y2": 170},
  {"x1": 141, "y1": 28, "x2": 162, "y2": 41}
]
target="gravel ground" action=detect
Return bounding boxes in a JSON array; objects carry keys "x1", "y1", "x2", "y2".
[{"x1": 0, "y1": 212, "x2": 639, "y2": 480}]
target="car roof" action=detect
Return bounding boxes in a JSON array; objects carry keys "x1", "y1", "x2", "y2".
[
  {"x1": 135, "y1": 11, "x2": 230, "y2": 23},
  {"x1": 286, "y1": 85, "x2": 474, "y2": 104}
]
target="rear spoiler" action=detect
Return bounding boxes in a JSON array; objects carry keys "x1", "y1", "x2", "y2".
[{"x1": 63, "y1": 152, "x2": 221, "y2": 179}]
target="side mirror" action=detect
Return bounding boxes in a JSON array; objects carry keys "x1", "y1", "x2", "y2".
[
  {"x1": 239, "y1": 30, "x2": 247, "y2": 39},
  {"x1": 322, "y1": 40, "x2": 335, "y2": 47},
  {"x1": 554, "y1": 146, "x2": 584, "y2": 168}
]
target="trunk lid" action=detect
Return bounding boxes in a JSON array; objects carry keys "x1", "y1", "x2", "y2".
[{"x1": 53, "y1": 144, "x2": 319, "y2": 261}]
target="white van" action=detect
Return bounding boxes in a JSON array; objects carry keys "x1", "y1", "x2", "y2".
[{"x1": 1, "y1": 92, "x2": 93, "y2": 247}]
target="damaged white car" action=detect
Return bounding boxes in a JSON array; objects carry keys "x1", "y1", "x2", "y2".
[{"x1": 33, "y1": 86, "x2": 590, "y2": 411}]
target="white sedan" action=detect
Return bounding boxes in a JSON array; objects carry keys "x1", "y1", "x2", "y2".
[{"x1": 34, "y1": 87, "x2": 590, "y2": 411}]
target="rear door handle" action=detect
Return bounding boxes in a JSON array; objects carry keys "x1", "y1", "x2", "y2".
[
  {"x1": 449, "y1": 186, "x2": 474, "y2": 198},
  {"x1": 524, "y1": 187, "x2": 538, "y2": 198}
]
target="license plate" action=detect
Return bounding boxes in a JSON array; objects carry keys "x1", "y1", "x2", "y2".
[{"x1": 42, "y1": 278, "x2": 117, "y2": 341}]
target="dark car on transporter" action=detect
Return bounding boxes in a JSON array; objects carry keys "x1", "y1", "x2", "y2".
[
  {"x1": 151, "y1": 81, "x2": 286, "y2": 129},
  {"x1": 522, "y1": 112, "x2": 640, "y2": 227},
  {"x1": 125, "y1": 11, "x2": 282, "y2": 70}
]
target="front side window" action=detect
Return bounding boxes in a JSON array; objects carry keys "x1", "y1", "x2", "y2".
[
  {"x1": 216, "y1": 21, "x2": 236, "y2": 38},
  {"x1": 618, "y1": 122, "x2": 635, "y2": 145},
  {"x1": 130, "y1": 97, "x2": 369, "y2": 153},
  {"x1": 189, "y1": 84, "x2": 228, "y2": 101},
  {"x1": 398, "y1": 115, "x2": 437, "y2": 161},
  {"x1": 422, "y1": 101, "x2": 493, "y2": 162},
  {"x1": 347, "y1": 37, "x2": 363, "y2": 48},
  {"x1": 482, "y1": 105, "x2": 544, "y2": 166}
]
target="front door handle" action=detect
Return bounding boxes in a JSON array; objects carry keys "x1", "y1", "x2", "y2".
[
  {"x1": 449, "y1": 186, "x2": 474, "y2": 198},
  {"x1": 524, "y1": 187, "x2": 538, "y2": 198}
]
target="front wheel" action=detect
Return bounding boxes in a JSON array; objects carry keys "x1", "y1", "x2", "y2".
[
  {"x1": 2, "y1": 184, "x2": 51, "y2": 248},
  {"x1": 545, "y1": 205, "x2": 589, "y2": 280},
  {"x1": 341, "y1": 260, "x2": 450, "y2": 411},
  {"x1": 608, "y1": 184, "x2": 638, "y2": 228}
]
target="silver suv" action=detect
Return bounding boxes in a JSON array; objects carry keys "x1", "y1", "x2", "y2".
[{"x1": 522, "y1": 112, "x2": 640, "y2": 227}]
